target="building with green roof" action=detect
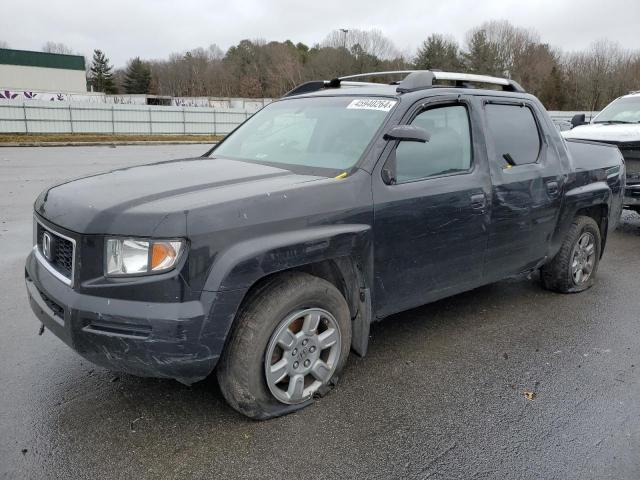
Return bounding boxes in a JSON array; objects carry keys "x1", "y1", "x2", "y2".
[{"x1": 0, "y1": 48, "x2": 87, "y2": 93}]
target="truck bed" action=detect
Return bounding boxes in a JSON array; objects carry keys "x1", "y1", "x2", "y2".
[
  {"x1": 565, "y1": 138, "x2": 625, "y2": 172},
  {"x1": 565, "y1": 138, "x2": 625, "y2": 228}
]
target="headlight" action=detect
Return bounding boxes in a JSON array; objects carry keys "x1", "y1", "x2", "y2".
[{"x1": 105, "y1": 238, "x2": 184, "y2": 276}]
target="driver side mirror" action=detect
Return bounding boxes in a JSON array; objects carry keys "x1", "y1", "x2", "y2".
[
  {"x1": 570, "y1": 113, "x2": 586, "y2": 129},
  {"x1": 383, "y1": 125, "x2": 431, "y2": 143},
  {"x1": 381, "y1": 125, "x2": 430, "y2": 185}
]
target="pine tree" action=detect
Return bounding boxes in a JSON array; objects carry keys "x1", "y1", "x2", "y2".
[
  {"x1": 123, "y1": 57, "x2": 152, "y2": 94},
  {"x1": 462, "y1": 30, "x2": 503, "y2": 76},
  {"x1": 539, "y1": 65, "x2": 566, "y2": 110},
  {"x1": 89, "y1": 49, "x2": 117, "y2": 94},
  {"x1": 414, "y1": 34, "x2": 462, "y2": 71}
]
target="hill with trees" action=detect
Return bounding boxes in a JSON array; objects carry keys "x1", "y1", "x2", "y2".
[{"x1": 39, "y1": 20, "x2": 639, "y2": 110}]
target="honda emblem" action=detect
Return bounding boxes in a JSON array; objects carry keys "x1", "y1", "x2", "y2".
[{"x1": 42, "y1": 232, "x2": 54, "y2": 261}]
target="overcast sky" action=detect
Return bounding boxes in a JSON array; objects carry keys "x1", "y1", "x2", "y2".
[{"x1": 2, "y1": 0, "x2": 640, "y2": 67}]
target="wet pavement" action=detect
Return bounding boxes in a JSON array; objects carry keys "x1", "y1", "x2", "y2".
[{"x1": 1, "y1": 145, "x2": 638, "y2": 479}]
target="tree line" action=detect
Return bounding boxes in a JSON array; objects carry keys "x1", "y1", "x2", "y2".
[{"x1": 6, "y1": 20, "x2": 640, "y2": 110}]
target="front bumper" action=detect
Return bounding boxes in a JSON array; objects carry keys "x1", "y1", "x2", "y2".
[
  {"x1": 624, "y1": 183, "x2": 640, "y2": 208},
  {"x1": 25, "y1": 250, "x2": 219, "y2": 384}
]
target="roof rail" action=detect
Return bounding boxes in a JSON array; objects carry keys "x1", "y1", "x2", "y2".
[
  {"x1": 337, "y1": 70, "x2": 417, "y2": 81},
  {"x1": 283, "y1": 70, "x2": 525, "y2": 97},
  {"x1": 401, "y1": 71, "x2": 524, "y2": 93}
]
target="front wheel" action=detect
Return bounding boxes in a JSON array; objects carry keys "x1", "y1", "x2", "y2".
[
  {"x1": 217, "y1": 272, "x2": 351, "y2": 419},
  {"x1": 540, "y1": 215, "x2": 602, "y2": 293}
]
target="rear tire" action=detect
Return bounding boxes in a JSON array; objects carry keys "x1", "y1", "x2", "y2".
[
  {"x1": 540, "y1": 215, "x2": 601, "y2": 293},
  {"x1": 217, "y1": 272, "x2": 351, "y2": 419}
]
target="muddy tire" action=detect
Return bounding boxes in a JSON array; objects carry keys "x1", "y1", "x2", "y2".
[
  {"x1": 540, "y1": 215, "x2": 601, "y2": 293},
  {"x1": 217, "y1": 272, "x2": 351, "y2": 420}
]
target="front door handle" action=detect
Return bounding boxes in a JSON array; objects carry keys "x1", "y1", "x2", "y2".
[{"x1": 470, "y1": 193, "x2": 487, "y2": 212}]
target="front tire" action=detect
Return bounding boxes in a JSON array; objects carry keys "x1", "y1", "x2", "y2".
[
  {"x1": 541, "y1": 215, "x2": 602, "y2": 293},
  {"x1": 217, "y1": 272, "x2": 351, "y2": 419}
]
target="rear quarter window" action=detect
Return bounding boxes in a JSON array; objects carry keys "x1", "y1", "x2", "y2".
[{"x1": 485, "y1": 103, "x2": 541, "y2": 165}]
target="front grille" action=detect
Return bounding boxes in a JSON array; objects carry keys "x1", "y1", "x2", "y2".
[
  {"x1": 620, "y1": 144, "x2": 640, "y2": 179},
  {"x1": 36, "y1": 222, "x2": 75, "y2": 281},
  {"x1": 595, "y1": 142, "x2": 640, "y2": 184},
  {"x1": 624, "y1": 159, "x2": 640, "y2": 178},
  {"x1": 588, "y1": 140, "x2": 640, "y2": 189}
]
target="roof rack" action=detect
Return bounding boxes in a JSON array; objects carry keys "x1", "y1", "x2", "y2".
[{"x1": 283, "y1": 70, "x2": 525, "y2": 97}]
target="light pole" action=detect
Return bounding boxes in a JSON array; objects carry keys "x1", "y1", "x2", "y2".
[{"x1": 340, "y1": 28, "x2": 349, "y2": 49}]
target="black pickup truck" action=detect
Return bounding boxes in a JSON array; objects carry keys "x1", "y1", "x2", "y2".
[{"x1": 25, "y1": 70, "x2": 624, "y2": 419}]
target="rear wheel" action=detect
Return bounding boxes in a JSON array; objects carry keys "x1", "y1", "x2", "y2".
[
  {"x1": 540, "y1": 215, "x2": 601, "y2": 293},
  {"x1": 217, "y1": 272, "x2": 351, "y2": 419}
]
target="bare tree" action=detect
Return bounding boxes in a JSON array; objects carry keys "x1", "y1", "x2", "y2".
[
  {"x1": 0, "y1": 40, "x2": 9, "y2": 49},
  {"x1": 263, "y1": 41, "x2": 305, "y2": 95},
  {"x1": 42, "y1": 41, "x2": 74, "y2": 55},
  {"x1": 321, "y1": 28, "x2": 399, "y2": 60},
  {"x1": 562, "y1": 39, "x2": 638, "y2": 110},
  {"x1": 463, "y1": 20, "x2": 539, "y2": 78},
  {"x1": 481, "y1": 20, "x2": 539, "y2": 77},
  {"x1": 207, "y1": 44, "x2": 224, "y2": 61},
  {"x1": 94, "y1": 22, "x2": 640, "y2": 108}
]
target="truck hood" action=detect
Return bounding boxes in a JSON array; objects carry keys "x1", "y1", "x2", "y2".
[
  {"x1": 562, "y1": 123, "x2": 640, "y2": 143},
  {"x1": 35, "y1": 157, "x2": 324, "y2": 236}
]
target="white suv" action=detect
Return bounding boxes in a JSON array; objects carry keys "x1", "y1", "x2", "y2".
[{"x1": 563, "y1": 92, "x2": 640, "y2": 212}]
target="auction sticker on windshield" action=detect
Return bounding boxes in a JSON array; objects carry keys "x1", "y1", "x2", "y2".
[{"x1": 347, "y1": 98, "x2": 397, "y2": 112}]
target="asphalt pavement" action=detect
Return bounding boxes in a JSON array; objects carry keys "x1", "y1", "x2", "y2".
[{"x1": 0, "y1": 145, "x2": 638, "y2": 479}]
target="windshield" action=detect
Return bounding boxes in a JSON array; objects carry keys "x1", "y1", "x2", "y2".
[
  {"x1": 593, "y1": 96, "x2": 640, "y2": 124},
  {"x1": 211, "y1": 96, "x2": 397, "y2": 170}
]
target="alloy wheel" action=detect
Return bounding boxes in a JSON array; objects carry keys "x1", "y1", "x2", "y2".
[
  {"x1": 571, "y1": 231, "x2": 596, "y2": 285},
  {"x1": 264, "y1": 308, "x2": 342, "y2": 404}
]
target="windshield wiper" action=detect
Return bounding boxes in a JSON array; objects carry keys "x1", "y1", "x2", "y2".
[{"x1": 593, "y1": 120, "x2": 633, "y2": 124}]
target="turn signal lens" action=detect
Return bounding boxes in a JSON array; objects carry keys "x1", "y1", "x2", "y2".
[{"x1": 151, "y1": 241, "x2": 183, "y2": 271}]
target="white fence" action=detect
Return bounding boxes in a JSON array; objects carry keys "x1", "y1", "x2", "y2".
[
  {"x1": 0, "y1": 87, "x2": 274, "y2": 109},
  {"x1": 0, "y1": 99, "x2": 599, "y2": 136},
  {"x1": 0, "y1": 100, "x2": 253, "y2": 135}
]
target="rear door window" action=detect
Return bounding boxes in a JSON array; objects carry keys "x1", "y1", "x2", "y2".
[{"x1": 485, "y1": 104, "x2": 541, "y2": 165}]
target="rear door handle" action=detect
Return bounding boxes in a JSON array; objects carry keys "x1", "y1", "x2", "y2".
[{"x1": 470, "y1": 193, "x2": 487, "y2": 211}]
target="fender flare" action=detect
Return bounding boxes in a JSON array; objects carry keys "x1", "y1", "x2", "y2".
[
  {"x1": 549, "y1": 181, "x2": 611, "y2": 258},
  {"x1": 198, "y1": 224, "x2": 374, "y2": 362},
  {"x1": 202, "y1": 224, "x2": 371, "y2": 292}
]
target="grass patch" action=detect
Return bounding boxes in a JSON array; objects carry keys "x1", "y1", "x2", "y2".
[{"x1": 0, "y1": 133, "x2": 223, "y2": 143}]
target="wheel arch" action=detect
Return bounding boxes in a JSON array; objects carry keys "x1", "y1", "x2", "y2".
[
  {"x1": 549, "y1": 181, "x2": 611, "y2": 260},
  {"x1": 200, "y1": 225, "x2": 374, "y2": 365},
  {"x1": 574, "y1": 204, "x2": 608, "y2": 257},
  {"x1": 232, "y1": 257, "x2": 364, "y2": 323}
]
